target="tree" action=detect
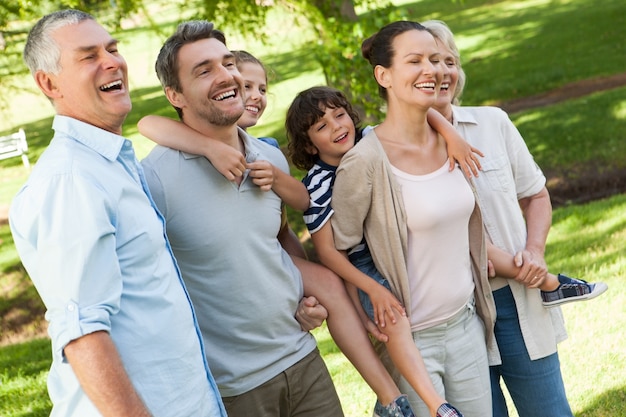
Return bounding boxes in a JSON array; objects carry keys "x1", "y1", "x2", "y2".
[
  {"x1": 2, "y1": 0, "x2": 404, "y2": 121},
  {"x1": 0, "y1": 2, "x2": 35, "y2": 106}
]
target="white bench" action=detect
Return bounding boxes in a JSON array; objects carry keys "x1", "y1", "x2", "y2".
[{"x1": 0, "y1": 128, "x2": 30, "y2": 168}]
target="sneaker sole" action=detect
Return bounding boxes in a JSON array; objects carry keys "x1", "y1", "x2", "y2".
[{"x1": 543, "y1": 282, "x2": 608, "y2": 307}]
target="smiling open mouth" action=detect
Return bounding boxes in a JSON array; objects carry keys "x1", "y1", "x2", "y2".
[
  {"x1": 334, "y1": 133, "x2": 348, "y2": 143},
  {"x1": 214, "y1": 90, "x2": 236, "y2": 101},
  {"x1": 414, "y1": 82, "x2": 435, "y2": 90},
  {"x1": 100, "y1": 80, "x2": 123, "y2": 92}
]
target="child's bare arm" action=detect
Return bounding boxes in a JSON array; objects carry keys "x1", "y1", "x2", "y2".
[
  {"x1": 426, "y1": 109, "x2": 483, "y2": 178},
  {"x1": 487, "y1": 242, "x2": 545, "y2": 288},
  {"x1": 312, "y1": 222, "x2": 404, "y2": 327},
  {"x1": 344, "y1": 281, "x2": 389, "y2": 343},
  {"x1": 137, "y1": 115, "x2": 246, "y2": 181},
  {"x1": 247, "y1": 161, "x2": 310, "y2": 211},
  {"x1": 272, "y1": 168, "x2": 310, "y2": 211}
]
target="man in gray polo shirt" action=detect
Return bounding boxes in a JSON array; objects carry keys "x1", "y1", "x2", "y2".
[{"x1": 141, "y1": 20, "x2": 343, "y2": 417}]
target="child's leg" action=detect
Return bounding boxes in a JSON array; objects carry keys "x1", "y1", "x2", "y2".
[
  {"x1": 292, "y1": 256, "x2": 401, "y2": 406},
  {"x1": 352, "y1": 255, "x2": 455, "y2": 417},
  {"x1": 487, "y1": 243, "x2": 608, "y2": 307},
  {"x1": 382, "y1": 311, "x2": 448, "y2": 416}
]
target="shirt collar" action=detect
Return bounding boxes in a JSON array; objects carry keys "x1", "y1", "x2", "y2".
[
  {"x1": 315, "y1": 158, "x2": 338, "y2": 172},
  {"x1": 52, "y1": 115, "x2": 127, "y2": 162},
  {"x1": 451, "y1": 105, "x2": 479, "y2": 125}
]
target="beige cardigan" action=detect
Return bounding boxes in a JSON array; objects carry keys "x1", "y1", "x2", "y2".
[{"x1": 331, "y1": 130, "x2": 496, "y2": 348}]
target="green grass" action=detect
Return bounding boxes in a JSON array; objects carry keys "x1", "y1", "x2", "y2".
[
  {"x1": 397, "y1": 0, "x2": 626, "y2": 105},
  {"x1": 1, "y1": 0, "x2": 625, "y2": 415},
  {"x1": 0, "y1": 338, "x2": 52, "y2": 417},
  {"x1": 512, "y1": 86, "x2": 626, "y2": 187}
]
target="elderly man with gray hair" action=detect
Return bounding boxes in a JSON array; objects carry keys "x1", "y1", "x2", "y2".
[{"x1": 10, "y1": 10, "x2": 226, "y2": 417}]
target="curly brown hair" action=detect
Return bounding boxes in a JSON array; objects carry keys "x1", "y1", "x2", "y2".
[{"x1": 286, "y1": 86, "x2": 361, "y2": 171}]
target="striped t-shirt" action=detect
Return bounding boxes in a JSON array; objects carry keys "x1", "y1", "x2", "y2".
[{"x1": 303, "y1": 159, "x2": 366, "y2": 257}]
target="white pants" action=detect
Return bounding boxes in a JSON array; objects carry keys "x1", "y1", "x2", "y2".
[{"x1": 398, "y1": 298, "x2": 492, "y2": 417}]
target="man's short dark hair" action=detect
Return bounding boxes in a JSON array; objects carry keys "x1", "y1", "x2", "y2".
[{"x1": 155, "y1": 20, "x2": 226, "y2": 94}]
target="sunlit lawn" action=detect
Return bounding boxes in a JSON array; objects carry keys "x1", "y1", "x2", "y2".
[{"x1": 1, "y1": 0, "x2": 625, "y2": 416}]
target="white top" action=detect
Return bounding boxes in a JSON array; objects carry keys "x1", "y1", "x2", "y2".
[
  {"x1": 452, "y1": 105, "x2": 567, "y2": 363},
  {"x1": 392, "y1": 163, "x2": 475, "y2": 331}
]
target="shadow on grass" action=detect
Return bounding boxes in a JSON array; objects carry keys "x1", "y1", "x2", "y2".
[
  {"x1": 547, "y1": 194, "x2": 626, "y2": 273},
  {"x1": 0, "y1": 251, "x2": 47, "y2": 345},
  {"x1": 0, "y1": 338, "x2": 52, "y2": 417},
  {"x1": 577, "y1": 386, "x2": 626, "y2": 417},
  {"x1": 396, "y1": 0, "x2": 626, "y2": 105},
  {"x1": 0, "y1": 337, "x2": 50, "y2": 378}
]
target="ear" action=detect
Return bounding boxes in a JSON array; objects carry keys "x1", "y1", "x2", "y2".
[
  {"x1": 165, "y1": 86, "x2": 186, "y2": 109},
  {"x1": 305, "y1": 143, "x2": 319, "y2": 156},
  {"x1": 374, "y1": 65, "x2": 391, "y2": 89},
  {"x1": 34, "y1": 70, "x2": 62, "y2": 100}
]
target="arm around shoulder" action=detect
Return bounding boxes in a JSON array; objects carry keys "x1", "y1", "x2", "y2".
[
  {"x1": 138, "y1": 115, "x2": 246, "y2": 181},
  {"x1": 271, "y1": 168, "x2": 310, "y2": 211}
]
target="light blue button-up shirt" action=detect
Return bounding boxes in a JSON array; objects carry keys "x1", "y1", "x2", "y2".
[{"x1": 9, "y1": 116, "x2": 226, "y2": 417}]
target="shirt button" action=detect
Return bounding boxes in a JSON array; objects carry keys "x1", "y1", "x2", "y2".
[{"x1": 67, "y1": 304, "x2": 75, "y2": 311}]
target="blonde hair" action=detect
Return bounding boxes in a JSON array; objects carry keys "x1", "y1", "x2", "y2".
[{"x1": 422, "y1": 20, "x2": 466, "y2": 104}]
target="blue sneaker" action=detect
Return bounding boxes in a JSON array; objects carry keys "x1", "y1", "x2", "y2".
[
  {"x1": 437, "y1": 402, "x2": 464, "y2": 417},
  {"x1": 373, "y1": 395, "x2": 416, "y2": 417},
  {"x1": 541, "y1": 274, "x2": 608, "y2": 307}
]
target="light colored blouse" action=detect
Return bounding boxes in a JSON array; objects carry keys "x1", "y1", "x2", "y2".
[
  {"x1": 392, "y1": 163, "x2": 475, "y2": 331},
  {"x1": 331, "y1": 130, "x2": 496, "y2": 348}
]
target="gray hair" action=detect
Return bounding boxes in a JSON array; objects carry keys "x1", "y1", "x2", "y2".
[
  {"x1": 422, "y1": 20, "x2": 466, "y2": 105},
  {"x1": 23, "y1": 9, "x2": 95, "y2": 75}
]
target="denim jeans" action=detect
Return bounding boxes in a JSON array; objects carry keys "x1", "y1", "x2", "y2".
[
  {"x1": 350, "y1": 249, "x2": 391, "y2": 322},
  {"x1": 490, "y1": 285, "x2": 573, "y2": 417}
]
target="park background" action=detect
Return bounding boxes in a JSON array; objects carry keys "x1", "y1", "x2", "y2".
[{"x1": 1, "y1": 0, "x2": 625, "y2": 415}]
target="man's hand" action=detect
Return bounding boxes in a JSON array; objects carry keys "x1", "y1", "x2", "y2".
[
  {"x1": 513, "y1": 249, "x2": 548, "y2": 288},
  {"x1": 296, "y1": 296, "x2": 328, "y2": 331}
]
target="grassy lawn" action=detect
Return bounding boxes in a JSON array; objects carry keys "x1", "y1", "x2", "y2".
[{"x1": 1, "y1": 0, "x2": 625, "y2": 415}]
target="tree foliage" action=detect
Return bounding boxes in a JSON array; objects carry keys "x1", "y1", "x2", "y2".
[
  {"x1": 1, "y1": 0, "x2": 405, "y2": 121},
  {"x1": 188, "y1": 0, "x2": 406, "y2": 121}
]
